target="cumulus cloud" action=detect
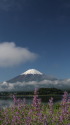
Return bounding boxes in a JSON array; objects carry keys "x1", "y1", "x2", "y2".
[
  {"x1": 0, "y1": 42, "x2": 38, "y2": 67},
  {"x1": 0, "y1": 79, "x2": 70, "y2": 91}
]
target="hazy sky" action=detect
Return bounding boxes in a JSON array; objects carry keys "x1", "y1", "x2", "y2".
[{"x1": 0, "y1": 0, "x2": 70, "y2": 81}]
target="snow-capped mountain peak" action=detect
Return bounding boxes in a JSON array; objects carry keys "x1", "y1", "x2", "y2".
[
  {"x1": 21, "y1": 69, "x2": 43, "y2": 75},
  {"x1": 1, "y1": 69, "x2": 70, "y2": 92}
]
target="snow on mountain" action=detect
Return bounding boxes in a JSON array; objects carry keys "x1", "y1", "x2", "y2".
[
  {"x1": 0, "y1": 69, "x2": 70, "y2": 91},
  {"x1": 21, "y1": 69, "x2": 43, "y2": 75},
  {"x1": 6, "y1": 69, "x2": 56, "y2": 83}
]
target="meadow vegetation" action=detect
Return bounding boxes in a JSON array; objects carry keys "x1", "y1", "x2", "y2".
[{"x1": 0, "y1": 89, "x2": 70, "y2": 125}]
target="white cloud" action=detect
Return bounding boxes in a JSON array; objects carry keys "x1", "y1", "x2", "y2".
[
  {"x1": 0, "y1": 42, "x2": 38, "y2": 67},
  {"x1": 1, "y1": 79, "x2": 70, "y2": 91}
]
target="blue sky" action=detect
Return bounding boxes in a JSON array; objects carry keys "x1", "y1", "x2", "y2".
[{"x1": 0, "y1": 0, "x2": 70, "y2": 82}]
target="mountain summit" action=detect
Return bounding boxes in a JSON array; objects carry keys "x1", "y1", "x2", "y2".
[
  {"x1": 21, "y1": 69, "x2": 43, "y2": 75},
  {"x1": 1, "y1": 69, "x2": 70, "y2": 91},
  {"x1": 6, "y1": 69, "x2": 56, "y2": 85}
]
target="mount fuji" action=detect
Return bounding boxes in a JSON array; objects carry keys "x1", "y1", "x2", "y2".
[
  {"x1": 7, "y1": 69, "x2": 57, "y2": 83},
  {"x1": 1, "y1": 69, "x2": 70, "y2": 91}
]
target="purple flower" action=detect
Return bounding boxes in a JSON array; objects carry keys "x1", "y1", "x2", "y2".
[{"x1": 48, "y1": 97, "x2": 53, "y2": 115}]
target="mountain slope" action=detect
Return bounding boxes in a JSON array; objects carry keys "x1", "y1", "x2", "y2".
[
  {"x1": 7, "y1": 69, "x2": 57, "y2": 83},
  {"x1": 0, "y1": 69, "x2": 70, "y2": 91}
]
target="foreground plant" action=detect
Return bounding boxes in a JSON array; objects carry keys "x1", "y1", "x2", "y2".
[{"x1": 0, "y1": 90, "x2": 70, "y2": 125}]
